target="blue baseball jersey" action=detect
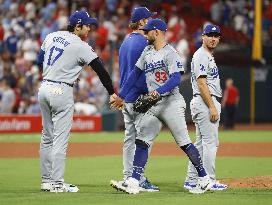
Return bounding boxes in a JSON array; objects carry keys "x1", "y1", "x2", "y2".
[{"x1": 119, "y1": 33, "x2": 148, "y2": 102}]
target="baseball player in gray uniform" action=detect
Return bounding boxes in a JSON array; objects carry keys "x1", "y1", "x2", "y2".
[
  {"x1": 38, "y1": 10, "x2": 117, "y2": 192},
  {"x1": 184, "y1": 24, "x2": 227, "y2": 191},
  {"x1": 112, "y1": 19, "x2": 213, "y2": 194}
]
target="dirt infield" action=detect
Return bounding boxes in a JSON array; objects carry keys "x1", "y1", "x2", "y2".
[
  {"x1": 1, "y1": 142, "x2": 272, "y2": 158},
  {"x1": 221, "y1": 176, "x2": 272, "y2": 188}
]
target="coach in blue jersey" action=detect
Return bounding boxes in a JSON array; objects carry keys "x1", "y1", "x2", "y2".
[
  {"x1": 38, "y1": 10, "x2": 117, "y2": 193},
  {"x1": 110, "y1": 7, "x2": 159, "y2": 192}
]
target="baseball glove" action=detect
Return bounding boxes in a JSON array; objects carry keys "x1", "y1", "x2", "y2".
[{"x1": 133, "y1": 91, "x2": 162, "y2": 113}]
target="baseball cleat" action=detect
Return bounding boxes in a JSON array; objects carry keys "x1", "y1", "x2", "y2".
[
  {"x1": 110, "y1": 180, "x2": 124, "y2": 191},
  {"x1": 117, "y1": 177, "x2": 141, "y2": 194},
  {"x1": 41, "y1": 182, "x2": 51, "y2": 191},
  {"x1": 50, "y1": 183, "x2": 79, "y2": 193},
  {"x1": 189, "y1": 175, "x2": 214, "y2": 194},
  {"x1": 210, "y1": 181, "x2": 228, "y2": 191},
  {"x1": 139, "y1": 178, "x2": 160, "y2": 192},
  {"x1": 183, "y1": 181, "x2": 196, "y2": 190}
]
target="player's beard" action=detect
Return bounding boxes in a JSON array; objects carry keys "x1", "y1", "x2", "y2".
[
  {"x1": 148, "y1": 36, "x2": 155, "y2": 45},
  {"x1": 148, "y1": 39, "x2": 154, "y2": 45}
]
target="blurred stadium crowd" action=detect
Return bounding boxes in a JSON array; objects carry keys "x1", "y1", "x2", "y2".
[{"x1": 0, "y1": 0, "x2": 271, "y2": 115}]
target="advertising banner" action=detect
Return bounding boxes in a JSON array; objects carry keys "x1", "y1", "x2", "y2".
[{"x1": 0, "y1": 115, "x2": 102, "y2": 133}]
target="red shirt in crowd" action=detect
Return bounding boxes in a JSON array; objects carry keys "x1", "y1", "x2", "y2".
[
  {"x1": 225, "y1": 86, "x2": 239, "y2": 105},
  {"x1": 0, "y1": 25, "x2": 4, "y2": 41}
]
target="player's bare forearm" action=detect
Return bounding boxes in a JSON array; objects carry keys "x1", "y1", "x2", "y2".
[
  {"x1": 197, "y1": 77, "x2": 215, "y2": 108},
  {"x1": 197, "y1": 77, "x2": 219, "y2": 122},
  {"x1": 221, "y1": 90, "x2": 228, "y2": 108}
]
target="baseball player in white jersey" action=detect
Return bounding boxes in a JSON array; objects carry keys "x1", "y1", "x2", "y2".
[
  {"x1": 184, "y1": 24, "x2": 228, "y2": 191},
  {"x1": 112, "y1": 19, "x2": 214, "y2": 194},
  {"x1": 38, "y1": 10, "x2": 117, "y2": 192}
]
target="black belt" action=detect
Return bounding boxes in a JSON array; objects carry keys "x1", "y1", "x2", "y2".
[
  {"x1": 43, "y1": 79, "x2": 74, "y2": 87},
  {"x1": 193, "y1": 94, "x2": 221, "y2": 101}
]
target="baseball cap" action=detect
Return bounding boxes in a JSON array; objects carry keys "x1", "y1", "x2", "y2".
[
  {"x1": 130, "y1": 7, "x2": 157, "y2": 23},
  {"x1": 69, "y1": 10, "x2": 98, "y2": 26},
  {"x1": 202, "y1": 24, "x2": 221, "y2": 36},
  {"x1": 141, "y1": 18, "x2": 167, "y2": 32}
]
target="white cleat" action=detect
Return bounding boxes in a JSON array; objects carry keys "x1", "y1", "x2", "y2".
[
  {"x1": 41, "y1": 182, "x2": 51, "y2": 191},
  {"x1": 117, "y1": 177, "x2": 141, "y2": 194},
  {"x1": 210, "y1": 181, "x2": 228, "y2": 191},
  {"x1": 110, "y1": 180, "x2": 124, "y2": 191},
  {"x1": 50, "y1": 183, "x2": 79, "y2": 193},
  {"x1": 189, "y1": 175, "x2": 214, "y2": 194}
]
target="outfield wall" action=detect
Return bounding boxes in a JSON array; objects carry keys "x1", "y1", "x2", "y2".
[
  {"x1": 180, "y1": 66, "x2": 272, "y2": 123},
  {"x1": 0, "y1": 115, "x2": 102, "y2": 133}
]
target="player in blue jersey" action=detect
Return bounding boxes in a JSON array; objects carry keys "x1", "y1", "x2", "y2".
[{"x1": 110, "y1": 7, "x2": 159, "y2": 192}]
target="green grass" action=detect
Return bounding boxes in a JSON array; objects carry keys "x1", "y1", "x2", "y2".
[
  {"x1": 0, "y1": 131, "x2": 272, "y2": 204},
  {"x1": 0, "y1": 130, "x2": 272, "y2": 143},
  {"x1": 0, "y1": 157, "x2": 272, "y2": 205}
]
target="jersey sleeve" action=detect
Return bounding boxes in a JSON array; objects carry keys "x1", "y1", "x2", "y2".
[
  {"x1": 166, "y1": 49, "x2": 184, "y2": 75},
  {"x1": 41, "y1": 35, "x2": 49, "y2": 51},
  {"x1": 193, "y1": 53, "x2": 209, "y2": 79},
  {"x1": 41, "y1": 41, "x2": 45, "y2": 51},
  {"x1": 78, "y1": 43, "x2": 98, "y2": 65},
  {"x1": 135, "y1": 46, "x2": 149, "y2": 71}
]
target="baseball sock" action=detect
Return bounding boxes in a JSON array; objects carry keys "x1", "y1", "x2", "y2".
[
  {"x1": 132, "y1": 140, "x2": 149, "y2": 180},
  {"x1": 180, "y1": 143, "x2": 207, "y2": 177}
]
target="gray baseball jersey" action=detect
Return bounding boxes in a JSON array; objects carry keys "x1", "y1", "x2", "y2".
[
  {"x1": 186, "y1": 46, "x2": 222, "y2": 184},
  {"x1": 39, "y1": 30, "x2": 97, "y2": 185},
  {"x1": 41, "y1": 31, "x2": 98, "y2": 84},
  {"x1": 136, "y1": 44, "x2": 183, "y2": 96},
  {"x1": 191, "y1": 47, "x2": 222, "y2": 97},
  {"x1": 135, "y1": 44, "x2": 191, "y2": 147}
]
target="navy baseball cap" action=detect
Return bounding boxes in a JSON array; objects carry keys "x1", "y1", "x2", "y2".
[
  {"x1": 69, "y1": 11, "x2": 98, "y2": 26},
  {"x1": 202, "y1": 24, "x2": 221, "y2": 35},
  {"x1": 130, "y1": 7, "x2": 157, "y2": 23},
  {"x1": 141, "y1": 18, "x2": 167, "y2": 32}
]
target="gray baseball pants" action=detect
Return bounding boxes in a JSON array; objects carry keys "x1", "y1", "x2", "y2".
[
  {"x1": 186, "y1": 95, "x2": 221, "y2": 183},
  {"x1": 122, "y1": 102, "x2": 152, "y2": 182},
  {"x1": 38, "y1": 81, "x2": 74, "y2": 185},
  {"x1": 136, "y1": 94, "x2": 191, "y2": 147}
]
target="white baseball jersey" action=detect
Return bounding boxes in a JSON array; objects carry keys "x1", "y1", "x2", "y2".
[
  {"x1": 191, "y1": 46, "x2": 222, "y2": 97},
  {"x1": 135, "y1": 44, "x2": 184, "y2": 96},
  {"x1": 41, "y1": 31, "x2": 98, "y2": 84}
]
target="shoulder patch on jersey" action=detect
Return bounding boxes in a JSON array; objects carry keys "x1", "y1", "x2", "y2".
[
  {"x1": 176, "y1": 61, "x2": 183, "y2": 68},
  {"x1": 200, "y1": 64, "x2": 205, "y2": 71}
]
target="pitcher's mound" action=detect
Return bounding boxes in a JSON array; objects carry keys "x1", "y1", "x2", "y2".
[{"x1": 221, "y1": 176, "x2": 272, "y2": 188}]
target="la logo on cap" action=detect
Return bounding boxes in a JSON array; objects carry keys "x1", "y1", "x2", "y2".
[{"x1": 212, "y1": 27, "x2": 217, "y2": 30}]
